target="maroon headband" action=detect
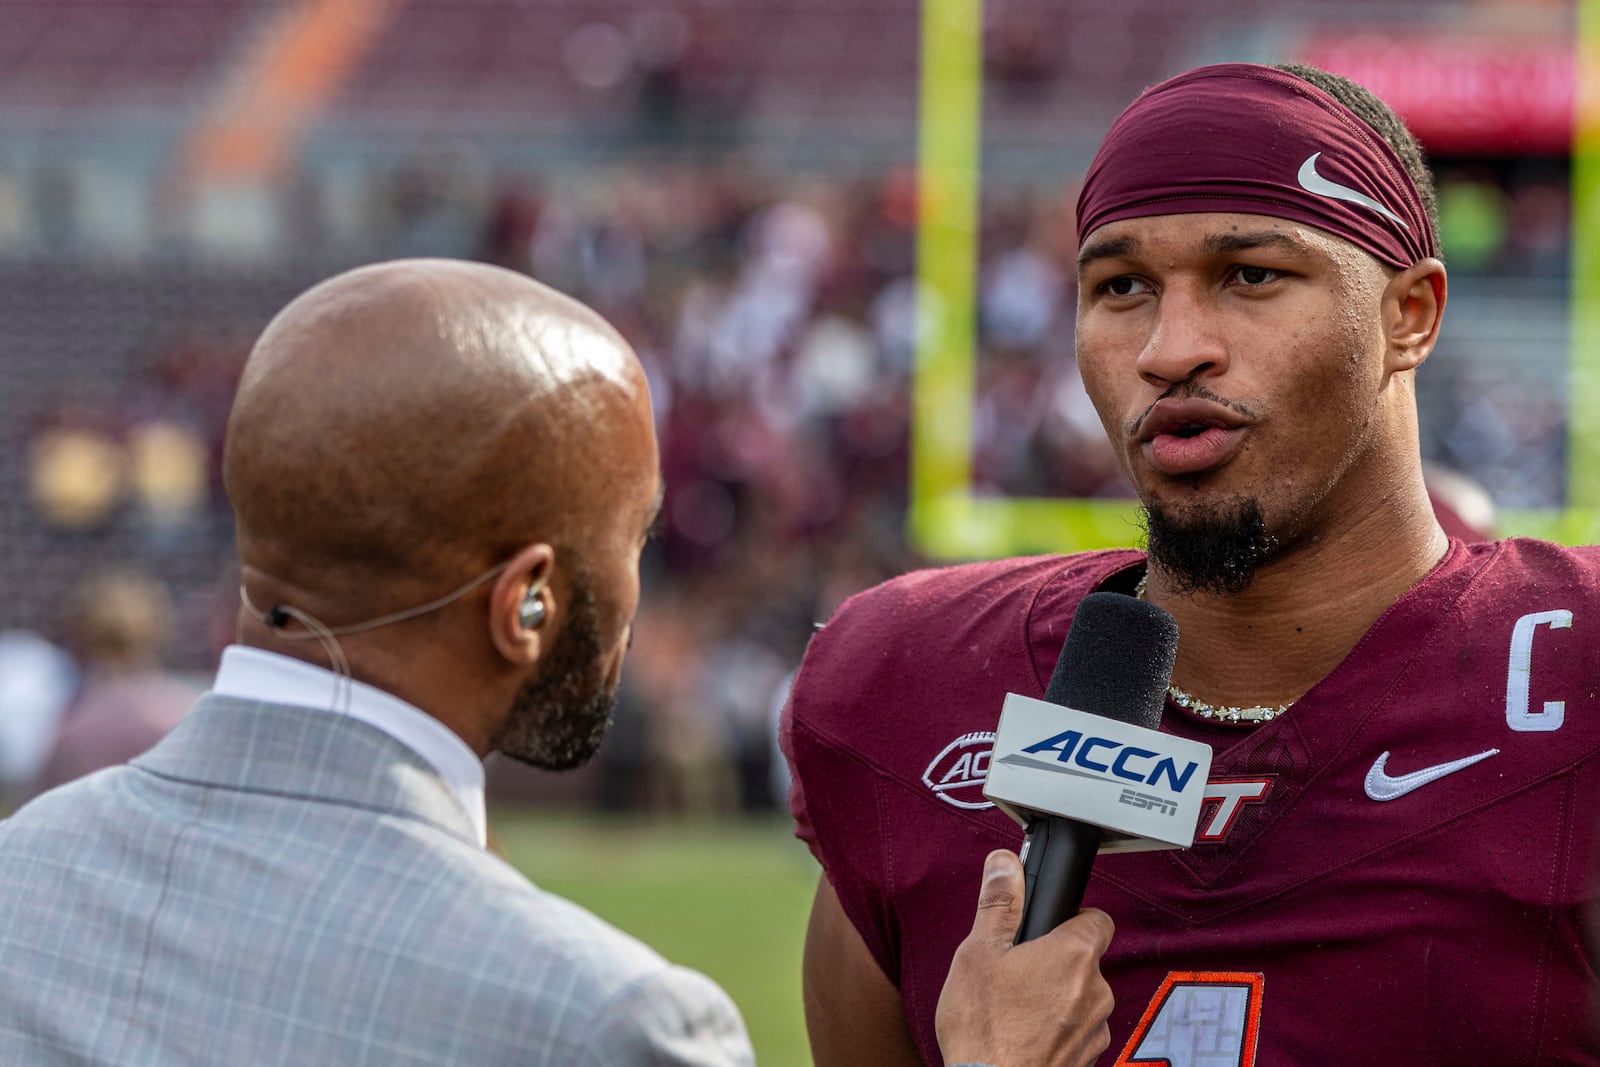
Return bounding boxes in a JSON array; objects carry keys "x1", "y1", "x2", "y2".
[{"x1": 1076, "y1": 64, "x2": 1437, "y2": 269}]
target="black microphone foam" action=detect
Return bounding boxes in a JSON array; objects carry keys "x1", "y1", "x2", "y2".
[
  {"x1": 1046, "y1": 591, "x2": 1178, "y2": 730},
  {"x1": 1014, "y1": 590, "x2": 1179, "y2": 943}
]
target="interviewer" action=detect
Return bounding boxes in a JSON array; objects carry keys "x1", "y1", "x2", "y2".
[{"x1": 0, "y1": 259, "x2": 1111, "y2": 1067}]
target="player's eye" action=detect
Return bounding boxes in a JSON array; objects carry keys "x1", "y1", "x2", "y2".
[
  {"x1": 1102, "y1": 276, "x2": 1152, "y2": 297},
  {"x1": 1230, "y1": 265, "x2": 1279, "y2": 287}
]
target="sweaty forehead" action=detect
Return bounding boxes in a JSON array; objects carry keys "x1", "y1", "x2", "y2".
[{"x1": 1077, "y1": 212, "x2": 1368, "y2": 272}]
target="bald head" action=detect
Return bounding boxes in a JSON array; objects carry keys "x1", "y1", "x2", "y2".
[{"x1": 225, "y1": 259, "x2": 655, "y2": 600}]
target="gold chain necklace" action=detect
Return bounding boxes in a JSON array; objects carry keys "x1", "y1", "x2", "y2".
[{"x1": 1133, "y1": 570, "x2": 1291, "y2": 725}]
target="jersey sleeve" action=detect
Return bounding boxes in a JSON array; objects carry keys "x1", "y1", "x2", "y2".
[{"x1": 780, "y1": 615, "x2": 902, "y2": 982}]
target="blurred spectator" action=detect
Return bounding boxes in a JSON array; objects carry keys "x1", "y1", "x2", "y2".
[
  {"x1": 26, "y1": 338, "x2": 230, "y2": 548},
  {"x1": 981, "y1": 239, "x2": 1065, "y2": 352},
  {"x1": 631, "y1": 7, "x2": 695, "y2": 141},
  {"x1": 1502, "y1": 178, "x2": 1570, "y2": 278},
  {"x1": 1425, "y1": 463, "x2": 1499, "y2": 543},
  {"x1": 375, "y1": 152, "x2": 489, "y2": 260},
  {"x1": 476, "y1": 179, "x2": 545, "y2": 273},
  {"x1": 1436, "y1": 365, "x2": 1566, "y2": 508},
  {"x1": 790, "y1": 290, "x2": 879, "y2": 421},
  {"x1": 28, "y1": 421, "x2": 124, "y2": 531},
  {"x1": 986, "y1": 0, "x2": 1060, "y2": 104},
  {"x1": 30, "y1": 570, "x2": 198, "y2": 796},
  {"x1": 624, "y1": 595, "x2": 737, "y2": 814},
  {"x1": 127, "y1": 420, "x2": 210, "y2": 542},
  {"x1": 0, "y1": 632, "x2": 77, "y2": 804},
  {"x1": 628, "y1": 4, "x2": 745, "y2": 154}
]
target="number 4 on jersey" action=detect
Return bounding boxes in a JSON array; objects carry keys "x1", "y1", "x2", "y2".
[{"x1": 1114, "y1": 971, "x2": 1264, "y2": 1067}]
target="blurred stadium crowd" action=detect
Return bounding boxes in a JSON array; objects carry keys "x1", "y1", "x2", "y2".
[{"x1": 0, "y1": 0, "x2": 1577, "y2": 810}]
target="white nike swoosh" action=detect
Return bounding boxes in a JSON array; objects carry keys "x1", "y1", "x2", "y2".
[
  {"x1": 1297, "y1": 153, "x2": 1408, "y2": 228},
  {"x1": 1364, "y1": 748, "x2": 1500, "y2": 802}
]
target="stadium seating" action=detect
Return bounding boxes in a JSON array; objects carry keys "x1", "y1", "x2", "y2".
[{"x1": 0, "y1": 1, "x2": 271, "y2": 112}]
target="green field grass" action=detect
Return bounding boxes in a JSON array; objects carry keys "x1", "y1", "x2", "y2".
[{"x1": 492, "y1": 810, "x2": 820, "y2": 1067}]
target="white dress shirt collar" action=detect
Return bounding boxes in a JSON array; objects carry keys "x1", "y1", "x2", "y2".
[{"x1": 211, "y1": 645, "x2": 487, "y2": 848}]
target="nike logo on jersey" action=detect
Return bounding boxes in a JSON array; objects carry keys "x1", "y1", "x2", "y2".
[
  {"x1": 1363, "y1": 748, "x2": 1500, "y2": 802},
  {"x1": 1297, "y1": 153, "x2": 1408, "y2": 227}
]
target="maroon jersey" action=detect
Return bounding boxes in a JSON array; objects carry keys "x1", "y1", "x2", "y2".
[{"x1": 783, "y1": 539, "x2": 1600, "y2": 1066}]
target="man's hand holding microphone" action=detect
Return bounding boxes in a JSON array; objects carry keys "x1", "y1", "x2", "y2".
[
  {"x1": 934, "y1": 591, "x2": 1205, "y2": 1067},
  {"x1": 936, "y1": 849, "x2": 1115, "y2": 1067}
]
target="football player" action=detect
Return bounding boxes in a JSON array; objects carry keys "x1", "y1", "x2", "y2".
[{"x1": 785, "y1": 63, "x2": 1600, "y2": 1066}]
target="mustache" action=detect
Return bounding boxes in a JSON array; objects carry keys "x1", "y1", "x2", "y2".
[{"x1": 1124, "y1": 382, "x2": 1260, "y2": 439}]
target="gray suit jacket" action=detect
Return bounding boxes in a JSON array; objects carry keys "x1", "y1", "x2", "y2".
[{"x1": 0, "y1": 694, "x2": 754, "y2": 1066}]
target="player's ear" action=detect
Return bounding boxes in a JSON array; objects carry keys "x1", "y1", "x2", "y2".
[
  {"x1": 488, "y1": 542, "x2": 555, "y2": 666},
  {"x1": 1383, "y1": 257, "x2": 1446, "y2": 374}
]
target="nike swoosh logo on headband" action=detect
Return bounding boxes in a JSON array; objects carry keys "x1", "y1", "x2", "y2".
[{"x1": 1297, "y1": 153, "x2": 1408, "y2": 228}]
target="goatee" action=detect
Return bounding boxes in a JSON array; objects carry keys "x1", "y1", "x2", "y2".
[{"x1": 1143, "y1": 496, "x2": 1279, "y2": 596}]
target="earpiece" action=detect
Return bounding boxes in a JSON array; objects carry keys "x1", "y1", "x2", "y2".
[{"x1": 518, "y1": 590, "x2": 547, "y2": 631}]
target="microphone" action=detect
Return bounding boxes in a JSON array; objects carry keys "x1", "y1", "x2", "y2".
[{"x1": 981, "y1": 591, "x2": 1201, "y2": 943}]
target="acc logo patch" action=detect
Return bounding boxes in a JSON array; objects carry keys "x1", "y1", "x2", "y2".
[{"x1": 923, "y1": 731, "x2": 996, "y2": 809}]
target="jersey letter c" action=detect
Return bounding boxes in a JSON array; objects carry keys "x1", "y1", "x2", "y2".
[{"x1": 1506, "y1": 609, "x2": 1572, "y2": 732}]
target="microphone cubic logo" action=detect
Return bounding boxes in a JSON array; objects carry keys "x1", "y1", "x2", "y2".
[{"x1": 984, "y1": 693, "x2": 1213, "y2": 853}]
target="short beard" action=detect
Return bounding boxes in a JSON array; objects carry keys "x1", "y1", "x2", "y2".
[
  {"x1": 492, "y1": 576, "x2": 617, "y2": 771},
  {"x1": 1143, "y1": 496, "x2": 1279, "y2": 597}
]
